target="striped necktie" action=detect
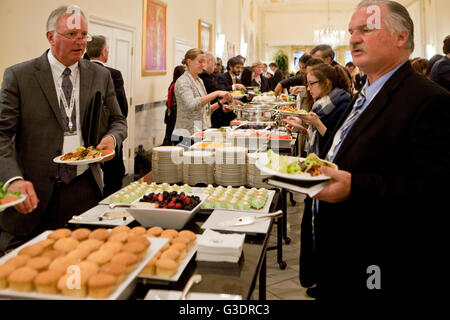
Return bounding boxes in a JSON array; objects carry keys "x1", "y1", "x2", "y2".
[
  {"x1": 58, "y1": 67, "x2": 77, "y2": 184},
  {"x1": 326, "y1": 88, "x2": 367, "y2": 162}
]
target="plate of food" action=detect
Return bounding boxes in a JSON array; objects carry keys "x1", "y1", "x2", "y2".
[
  {"x1": 53, "y1": 146, "x2": 115, "y2": 165},
  {"x1": 255, "y1": 150, "x2": 337, "y2": 181},
  {"x1": 0, "y1": 184, "x2": 26, "y2": 212},
  {"x1": 0, "y1": 229, "x2": 168, "y2": 300},
  {"x1": 278, "y1": 106, "x2": 309, "y2": 116},
  {"x1": 230, "y1": 90, "x2": 245, "y2": 99}
]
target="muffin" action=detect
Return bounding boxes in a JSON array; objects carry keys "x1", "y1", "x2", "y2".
[
  {"x1": 26, "y1": 256, "x2": 52, "y2": 271},
  {"x1": 99, "y1": 262, "x2": 126, "y2": 285},
  {"x1": 78, "y1": 239, "x2": 104, "y2": 252},
  {"x1": 139, "y1": 257, "x2": 157, "y2": 277},
  {"x1": 170, "y1": 243, "x2": 187, "y2": 260},
  {"x1": 171, "y1": 236, "x2": 191, "y2": 248},
  {"x1": 53, "y1": 237, "x2": 80, "y2": 253},
  {"x1": 18, "y1": 244, "x2": 44, "y2": 257},
  {"x1": 57, "y1": 261, "x2": 98, "y2": 298},
  {"x1": 146, "y1": 226, "x2": 163, "y2": 237},
  {"x1": 0, "y1": 263, "x2": 15, "y2": 289},
  {"x1": 48, "y1": 256, "x2": 77, "y2": 274},
  {"x1": 160, "y1": 229, "x2": 179, "y2": 240},
  {"x1": 89, "y1": 228, "x2": 110, "y2": 241},
  {"x1": 127, "y1": 235, "x2": 150, "y2": 248},
  {"x1": 179, "y1": 230, "x2": 197, "y2": 243},
  {"x1": 111, "y1": 252, "x2": 138, "y2": 274},
  {"x1": 66, "y1": 247, "x2": 91, "y2": 261},
  {"x1": 155, "y1": 258, "x2": 178, "y2": 278},
  {"x1": 121, "y1": 242, "x2": 147, "y2": 261},
  {"x1": 47, "y1": 228, "x2": 72, "y2": 240},
  {"x1": 160, "y1": 248, "x2": 181, "y2": 262},
  {"x1": 100, "y1": 241, "x2": 123, "y2": 254},
  {"x1": 34, "y1": 239, "x2": 55, "y2": 252},
  {"x1": 5, "y1": 255, "x2": 31, "y2": 268},
  {"x1": 7, "y1": 266, "x2": 38, "y2": 292},
  {"x1": 88, "y1": 273, "x2": 117, "y2": 299},
  {"x1": 34, "y1": 270, "x2": 64, "y2": 294},
  {"x1": 41, "y1": 249, "x2": 66, "y2": 261},
  {"x1": 71, "y1": 228, "x2": 92, "y2": 241},
  {"x1": 87, "y1": 250, "x2": 113, "y2": 266},
  {"x1": 111, "y1": 226, "x2": 130, "y2": 234},
  {"x1": 108, "y1": 232, "x2": 129, "y2": 243},
  {"x1": 129, "y1": 226, "x2": 146, "y2": 236}
]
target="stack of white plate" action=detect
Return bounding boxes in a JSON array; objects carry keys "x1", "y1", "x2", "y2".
[
  {"x1": 214, "y1": 147, "x2": 247, "y2": 186},
  {"x1": 151, "y1": 146, "x2": 184, "y2": 183},
  {"x1": 182, "y1": 151, "x2": 215, "y2": 185},
  {"x1": 246, "y1": 152, "x2": 272, "y2": 189}
]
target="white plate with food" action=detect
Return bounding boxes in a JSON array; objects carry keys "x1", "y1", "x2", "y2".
[
  {"x1": 138, "y1": 237, "x2": 199, "y2": 283},
  {"x1": 69, "y1": 205, "x2": 135, "y2": 226},
  {"x1": 53, "y1": 147, "x2": 115, "y2": 166},
  {"x1": 0, "y1": 194, "x2": 27, "y2": 212},
  {"x1": 255, "y1": 151, "x2": 336, "y2": 181},
  {"x1": 0, "y1": 231, "x2": 168, "y2": 300}
]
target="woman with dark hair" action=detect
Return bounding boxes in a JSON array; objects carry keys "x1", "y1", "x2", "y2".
[
  {"x1": 163, "y1": 65, "x2": 185, "y2": 146},
  {"x1": 411, "y1": 58, "x2": 428, "y2": 76},
  {"x1": 284, "y1": 63, "x2": 351, "y2": 155}
]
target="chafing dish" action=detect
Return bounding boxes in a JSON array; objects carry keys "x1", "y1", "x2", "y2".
[{"x1": 233, "y1": 104, "x2": 277, "y2": 122}]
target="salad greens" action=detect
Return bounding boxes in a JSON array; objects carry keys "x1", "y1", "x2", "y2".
[
  {"x1": 0, "y1": 182, "x2": 21, "y2": 199},
  {"x1": 265, "y1": 150, "x2": 337, "y2": 175}
]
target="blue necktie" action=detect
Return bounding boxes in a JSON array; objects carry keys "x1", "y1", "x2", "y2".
[
  {"x1": 326, "y1": 88, "x2": 367, "y2": 162},
  {"x1": 58, "y1": 67, "x2": 77, "y2": 184}
]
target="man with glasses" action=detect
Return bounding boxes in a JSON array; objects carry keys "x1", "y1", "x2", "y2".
[{"x1": 0, "y1": 5, "x2": 127, "y2": 255}]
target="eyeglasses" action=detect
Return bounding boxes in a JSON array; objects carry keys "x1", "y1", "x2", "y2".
[
  {"x1": 307, "y1": 80, "x2": 320, "y2": 88},
  {"x1": 54, "y1": 31, "x2": 92, "y2": 41}
]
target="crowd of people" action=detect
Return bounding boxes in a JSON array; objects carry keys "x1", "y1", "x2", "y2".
[{"x1": 0, "y1": 0, "x2": 449, "y2": 302}]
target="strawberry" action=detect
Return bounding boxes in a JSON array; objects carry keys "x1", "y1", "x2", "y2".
[
  {"x1": 175, "y1": 203, "x2": 182, "y2": 209},
  {"x1": 157, "y1": 194, "x2": 164, "y2": 202}
]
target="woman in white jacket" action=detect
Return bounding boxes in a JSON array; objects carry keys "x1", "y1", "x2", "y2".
[{"x1": 172, "y1": 48, "x2": 232, "y2": 146}]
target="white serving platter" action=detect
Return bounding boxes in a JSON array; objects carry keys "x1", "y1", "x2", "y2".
[
  {"x1": 145, "y1": 289, "x2": 241, "y2": 300},
  {"x1": 201, "y1": 210, "x2": 271, "y2": 234},
  {"x1": 0, "y1": 231, "x2": 168, "y2": 300},
  {"x1": 68, "y1": 205, "x2": 135, "y2": 226}
]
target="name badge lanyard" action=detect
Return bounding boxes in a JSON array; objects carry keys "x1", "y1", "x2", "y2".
[{"x1": 58, "y1": 71, "x2": 79, "y2": 133}]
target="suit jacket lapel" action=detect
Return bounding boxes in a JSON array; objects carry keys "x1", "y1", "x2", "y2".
[
  {"x1": 79, "y1": 59, "x2": 94, "y2": 128},
  {"x1": 332, "y1": 62, "x2": 412, "y2": 163},
  {"x1": 33, "y1": 51, "x2": 65, "y2": 130}
]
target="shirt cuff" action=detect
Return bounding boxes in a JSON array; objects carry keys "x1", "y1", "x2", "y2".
[{"x1": 4, "y1": 176, "x2": 24, "y2": 190}]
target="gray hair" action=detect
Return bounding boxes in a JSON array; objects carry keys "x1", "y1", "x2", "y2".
[
  {"x1": 86, "y1": 35, "x2": 106, "y2": 58},
  {"x1": 357, "y1": 0, "x2": 414, "y2": 52},
  {"x1": 204, "y1": 51, "x2": 216, "y2": 61},
  {"x1": 46, "y1": 5, "x2": 86, "y2": 32}
]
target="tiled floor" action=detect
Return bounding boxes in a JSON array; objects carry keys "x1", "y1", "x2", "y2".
[{"x1": 254, "y1": 192, "x2": 314, "y2": 300}]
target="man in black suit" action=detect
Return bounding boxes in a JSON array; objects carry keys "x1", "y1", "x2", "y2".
[
  {"x1": 0, "y1": 6, "x2": 127, "y2": 254},
  {"x1": 86, "y1": 35, "x2": 128, "y2": 197},
  {"x1": 217, "y1": 57, "x2": 246, "y2": 92},
  {"x1": 267, "y1": 62, "x2": 285, "y2": 91},
  {"x1": 311, "y1": 0, "x2": 450, "y2": 300},
  {"x1": 430, "y1": 35, "x2": 450, "y2": 91},
  {"x1": 200, "y1": 53, "x2": 236, "y2": 128}
]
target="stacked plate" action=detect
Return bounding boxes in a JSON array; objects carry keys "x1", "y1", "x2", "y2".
[
  {"x1": 246, "y1": 152, "x2": 273, "y2": 189},
  {"x1": 182, "y1": 151, "x2": 215, "y2": 185},
  {"x1": 151, "y1": 146, "x2": 184, "y2": 183},
  {"x1": 214, "y1": 147, "x2": 247, "y2": 186}
]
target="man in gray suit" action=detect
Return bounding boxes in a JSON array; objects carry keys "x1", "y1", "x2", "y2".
[{"x1": 0, "y1": 5, "x2": 127, "y2": 254}]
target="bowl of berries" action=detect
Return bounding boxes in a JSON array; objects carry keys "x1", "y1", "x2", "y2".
[{"x1": 125, "y1": 191, "x2": 206, "y2": 229}]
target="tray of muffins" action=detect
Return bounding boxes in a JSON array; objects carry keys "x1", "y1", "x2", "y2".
[
  {"x1": 0, "y1": 226, "x2": 168, "y2": 300},
  {"x1": 138, "y1": 227, "x2": 199, "y2": 282}
]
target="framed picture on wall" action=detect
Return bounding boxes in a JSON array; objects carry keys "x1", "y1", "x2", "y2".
[
  {"x1": 198, "y1": 19, "x2": 213, "y2": 52},
  {"x1": 142, "y1": 0, "x2": 167, "y2": 76}
]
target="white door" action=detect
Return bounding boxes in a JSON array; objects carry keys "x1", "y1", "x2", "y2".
[{"x1": 88, "y1": 17, "x2": 135, "y2": 174}]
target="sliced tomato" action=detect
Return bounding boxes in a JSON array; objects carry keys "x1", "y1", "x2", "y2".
[
  {"x1": 1, "y1": 195, "x2": 19, "y2": 205},
  {"x1": 101, "y1": 149, "x2": 114, "y2": 156}
]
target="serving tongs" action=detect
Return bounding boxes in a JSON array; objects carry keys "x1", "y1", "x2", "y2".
[
  {"x1": 216, "y1": 210, "x2": 283, "y2": 227},
  {"x1": 179, "y1": 274, "x2": 202, "y2": 300}
]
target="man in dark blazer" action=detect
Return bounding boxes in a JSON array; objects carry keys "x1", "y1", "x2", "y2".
[
  {"x1": 217, "y1": 57, "x2": 246, "y2": 92},
  {"x1": 267, "y1": 62, "x2": 285, "y2": 91},
  {"x1": 0, "y1": 6, "x2": 127, "y2": 254},
  {"x1": 311, "y1": 0, "x2": 450, "y2": 300},
  {"x1": 86, "y1": 35, "x2": 128, "y2": 197}
]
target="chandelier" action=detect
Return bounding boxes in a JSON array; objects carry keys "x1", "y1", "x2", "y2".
[{"x1": 313, "y1": 0, "x2": 346, "y2": 47}]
